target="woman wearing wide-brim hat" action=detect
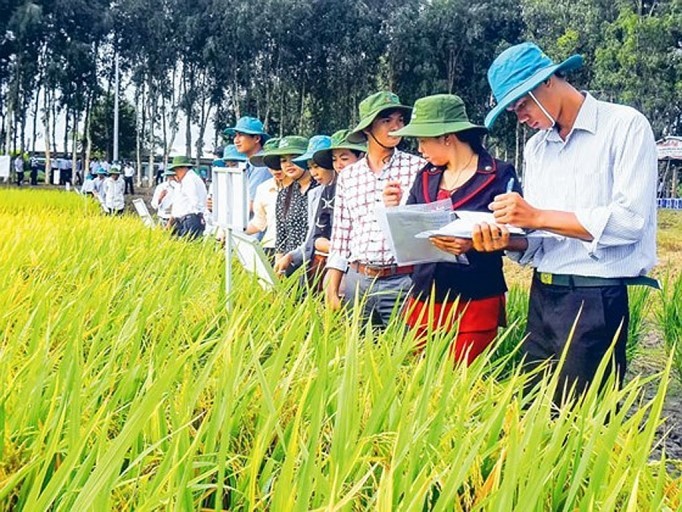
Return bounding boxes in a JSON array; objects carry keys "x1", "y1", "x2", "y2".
[
  {"x1": 245, "y1": 138, "x2": 289, "y2": 259},
  {"x1": 388, "y1": 93, "x2": 522, "y2": 365},
  {"x1": 302, "y1": 130, "x2": 366, "y2": 292},
  {"x1": 267, "y1": 136, "x2": 318, "y2": 276}
]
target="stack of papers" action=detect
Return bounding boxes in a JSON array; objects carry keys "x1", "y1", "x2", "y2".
[
  {"x1": 376, "y1": 204, "x2": 553, "y2": 265},
  {"x1": 415, "y1": 211, "x2": 526, "y2": 239},
  {"x1": 375, "y1": 200, "x2": 468, "y2": 265}
]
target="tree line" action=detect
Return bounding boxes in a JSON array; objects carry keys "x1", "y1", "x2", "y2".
[{"x1": 1, "y1": 0, "x2": 681, "y2": 179}]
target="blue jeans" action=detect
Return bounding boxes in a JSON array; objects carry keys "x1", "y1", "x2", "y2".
[{"x1": 343, "y1": 268, "x2": 412, "y2": 329}]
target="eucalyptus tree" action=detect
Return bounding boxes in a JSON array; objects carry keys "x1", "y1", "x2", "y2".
[
  {"x1": 117, "y1": 0, "x2": 180, "y2": 171},
  {"x1": 3, "y1": 0, "x2": 43, "y2": 155}
]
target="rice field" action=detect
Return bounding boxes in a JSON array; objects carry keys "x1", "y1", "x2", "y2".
[{"x1": 0, "y1": 188, "x2": 681, "y2": 510}]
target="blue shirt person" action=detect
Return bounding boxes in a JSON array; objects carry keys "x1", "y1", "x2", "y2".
[{"x1": 224, "y1": 116, "x2": 272, "y2": 213}]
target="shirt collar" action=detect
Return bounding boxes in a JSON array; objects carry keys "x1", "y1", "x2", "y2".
[
  {"x1": 546, "y1": 92, "x2": 597, "y2": 142},
  {"x1": 360, "y1": 148, "x2": 402, "y2": 176}
]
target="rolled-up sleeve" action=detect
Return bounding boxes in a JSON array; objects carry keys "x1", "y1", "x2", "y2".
[
  {"x1": 574, "y1": 115, "x2": 657, "y2": 257},
  {"x1": 506, "y1": 236, "x2": 543, "y2": 266}
]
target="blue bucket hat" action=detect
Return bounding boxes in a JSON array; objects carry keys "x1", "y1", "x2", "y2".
[
  {"x1": 485, "y1": 42, "x2": 583, "y2": 129},
  {"x1": 222, "y1": 144, "x2": 248, "y2": 162},
  {"x1": 96, "y1": 167, "x2": 107, "y2": 175},
  {"x1": 293, "y1": 135, "x2": 332, "y2": 169},
  {"x1": 223, "y1": 116, "x2": 270, "y2": 140}
]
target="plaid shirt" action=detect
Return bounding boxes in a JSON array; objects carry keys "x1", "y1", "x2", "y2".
[{"x1": 328, "y1": 149, "x2": 425, "y2": 269}]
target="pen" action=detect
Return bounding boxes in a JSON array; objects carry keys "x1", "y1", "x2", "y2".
[{"x1": 506, "y1": 177, "x2": 515, "y2": 194}]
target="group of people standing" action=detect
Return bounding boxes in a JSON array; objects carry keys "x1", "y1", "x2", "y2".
[
  {"x1": 82, "y1": 164, "x2": 127, "y2": 215},
  {"x1": 71, "y1": 41, "x2": 657, "y2": 403},
  {"x1": 209, "y1": 41, "x2": 658, "y2": 403}
]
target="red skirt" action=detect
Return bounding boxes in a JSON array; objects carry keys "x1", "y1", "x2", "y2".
[{"x1": 405, "y1": 294, "x2": 506, "y2": 365}]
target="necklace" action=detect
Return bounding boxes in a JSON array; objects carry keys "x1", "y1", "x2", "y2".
[{"x1": 441, "y1": 152, "x2": 476, "y2": 191}]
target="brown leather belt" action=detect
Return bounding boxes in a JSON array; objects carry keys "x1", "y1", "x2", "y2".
[{"x1": 350, "y1": 262, "x2": 414, "y2": 279}]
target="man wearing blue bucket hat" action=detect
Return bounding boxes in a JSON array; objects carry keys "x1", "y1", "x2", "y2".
[
  {"x1": 479, "y1": 42, "x2": 658, "y2": 400},
  {"x1": 224, "y1": 116, "x2": 272, "y2": 213}
]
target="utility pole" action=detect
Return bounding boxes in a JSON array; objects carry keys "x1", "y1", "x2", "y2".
[{"x1": 113, "y1": 51, "x2": 120, "y2": 163}]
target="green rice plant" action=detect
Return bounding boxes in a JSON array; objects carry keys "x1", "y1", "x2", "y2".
[
  {"x1": 626, "y1": 286, "x2": 653, "y2": 362},
  {"x1": 0, "y1": 190, "x2": 680, "y2": 510},
  {"x1": 657, "y1": 273, "x2": 682, "y2": 382},
  {"x1": 488, "y1": 285, "x2": 528, "y2": 375}
]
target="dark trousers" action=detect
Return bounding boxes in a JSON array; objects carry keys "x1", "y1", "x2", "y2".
[
  {"x1": 60, "y1": 170, "x2": 72, "y2": 185},
  {"x1": 522, "y1": 276, "x2": 629, "y2": 402},
  {"x1": 16, "y1": 171, "x2": 24, "y2": 186},
  {"x1": 124, "y1": 176, "x2": 134, "y2": 194},
  {"x1": 30, "y1": 169, "x2": 38, "y2": 185},
  {"x1": 172, "y1": 213, "x2": 205, "y2": 240}
]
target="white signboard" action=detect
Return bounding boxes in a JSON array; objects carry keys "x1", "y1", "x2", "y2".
[
  {"x1": 231, "y1": 231, "x2": 277, "y2": 289},
  {"x1": 657, "y1": 136, "x2": 682, "y2": 160},
  {"x1": 132, "y1": 198, "x2": 155, "y2": 227},
  {"x1": 212, "y1": 165, "x2": 248, "y2": 230},
  {"x1": 0, "y1": 155, "x2": 10, "y2": 179}
]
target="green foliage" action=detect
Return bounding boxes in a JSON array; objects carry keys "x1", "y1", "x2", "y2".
[
  {"x1": 627, "y1": 286, "x2": 654, "y2": 361},
  {"x1": 658, "y1": 273, "x2": 682, "y2": 381},
  {"x1": 89, "y1": 94, "x2": 137, "y2": 160},
  {"x1": 593, "y1": 3, "x2": 682, "y2": 135},
  {"x1": 490, "y1": 286, "x2": 528, "y2": 375},
  {"x1": 2, "y1": 0, "x2": 682, "y2": 161}
]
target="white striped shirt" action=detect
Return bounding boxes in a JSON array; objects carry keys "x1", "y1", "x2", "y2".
[{"x1": 510, "y1": 93, "x2": 657, "y2": 278}]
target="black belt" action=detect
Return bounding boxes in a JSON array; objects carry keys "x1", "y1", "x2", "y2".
[{"x1": 534, "y1": 271, "x2": 660, "y2": 289}]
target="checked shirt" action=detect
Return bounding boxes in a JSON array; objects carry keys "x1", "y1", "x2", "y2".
[{"x1": 328, "y1": 149, "x2": 425, "y2": 270}]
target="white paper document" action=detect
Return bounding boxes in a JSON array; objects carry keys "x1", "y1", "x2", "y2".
[
  {"x1": 375, "y1": 200, "x2": 469, "y2": 265},
  {"x1": 416, "y1": 210, "x2": 527, "y2": 239}
]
